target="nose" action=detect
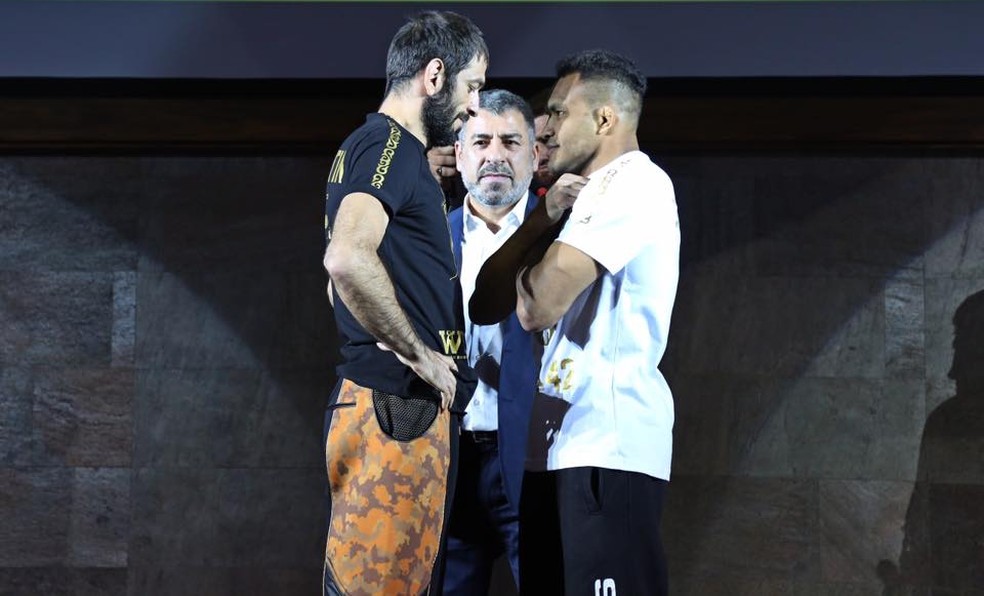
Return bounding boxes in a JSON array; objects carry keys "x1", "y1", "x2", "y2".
[
  {"x1": 485, "y1": 140, "x2": 506, "y2": 162},
  {"x1": 466, "y1": 89, "x2": 480, "y2": 115}
]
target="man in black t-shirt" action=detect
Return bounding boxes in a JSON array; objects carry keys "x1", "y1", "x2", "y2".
[{"x1": 321, "y1": 10, "x2": 487, "y2": 596}]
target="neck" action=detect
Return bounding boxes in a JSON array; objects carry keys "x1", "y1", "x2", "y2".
[
  {"x1": 377, "y1": 95, "x2": 427, "y2": 147},
  {"x1": 581, "y1": 135, "x2": 639, "y2": 177},
  {"x1": 467, "y1": 195, "x2": 521, "y2": 233}
]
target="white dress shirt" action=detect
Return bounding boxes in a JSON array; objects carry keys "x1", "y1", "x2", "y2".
[{"x1": 460, "y1": 193, "x2": 529, "y2": 431}]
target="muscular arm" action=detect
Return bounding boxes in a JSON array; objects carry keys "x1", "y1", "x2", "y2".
[
  {"x1": 470, "y1": 173, "x2": 588, "y2": 325},
  {"x1": 324, "y1": 192, "x2": 422, "y2": 356},
  {"x1": 469, "y1": 201, "x2": 563, "y2": 325},
  {"x1": 516, "y1": 241, "x2": 603, "y2": 331},
  {"x1": 324, "y1": 192, "x2": 456, "y2": 402}
]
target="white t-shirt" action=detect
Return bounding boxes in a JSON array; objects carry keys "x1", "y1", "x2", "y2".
[
  {"x1": 526, "y1": 151, "x2": 679, "y2": 480},
  {"x1": 460, "y1": 193, "x2": 529, "y2": 431}
]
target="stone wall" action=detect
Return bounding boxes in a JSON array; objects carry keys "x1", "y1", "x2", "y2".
[
  {"x1": 0, "y1": 156, "x2": 334, "y2": 595},
  {"x1": 660, "y1": 154, "x2": 984, "y2": 594},
  {"x1": 2, "y1": 152, "x2": 983, "y2": 594}
]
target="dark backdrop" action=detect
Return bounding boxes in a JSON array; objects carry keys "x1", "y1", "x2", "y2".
[{"x1": 2, "y1": 77, "x2": 984, "y2": 594}]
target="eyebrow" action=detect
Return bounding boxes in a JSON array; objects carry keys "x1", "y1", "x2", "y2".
[{"x1": 468, "y1": 132, "x2": 524, "y2": 141}]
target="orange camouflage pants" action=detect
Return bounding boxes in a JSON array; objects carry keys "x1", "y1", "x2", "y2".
[{"x1": 323, "y1": 379, "x2": 451, "y2": 595}]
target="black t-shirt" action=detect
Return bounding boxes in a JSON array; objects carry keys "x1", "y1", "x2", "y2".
[{"x1": 325, "y1": 113, "x2": 468, "y2": 398}]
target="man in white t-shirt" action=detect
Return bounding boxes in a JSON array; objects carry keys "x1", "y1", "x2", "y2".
[{"x1": 471, "y1": 49, "x2": 679, "y2": 595}]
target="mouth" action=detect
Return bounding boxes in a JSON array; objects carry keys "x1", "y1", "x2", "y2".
[{"x1": 480, "y1": 173, "x2": 512, "y2": 182}]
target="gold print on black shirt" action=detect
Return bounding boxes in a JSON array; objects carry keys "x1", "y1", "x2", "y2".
[
  {"x1": 328, "y1": 149, "x2": 346, "y2": 184},
  {"x1": 438, "y1": 330, "x2": 465, "y2": 360},
  {"x1": 371, "y1": 120, "x2": 402, "y2": 189}
]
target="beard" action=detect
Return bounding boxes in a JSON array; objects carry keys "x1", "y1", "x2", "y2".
[
  {"x1": 464, "y1": 161, "x2": 533, "y2": 208},
  {"x1": 422, "y1": 84, "x2": 462, "y2": 148},
  {"x1": 533, "y1": 164, "x2": 558, "y2": 189}
]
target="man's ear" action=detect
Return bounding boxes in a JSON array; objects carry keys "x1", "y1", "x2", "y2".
[
  {"x1": 423, "y1": 58, "x2": 446, "y2": 97},
  {"x1": 595, "y1": 105, "x2": 617, "y2": 135},
  {"x1": 454, "y1": 140, "x2": 464, "y2": 165}
]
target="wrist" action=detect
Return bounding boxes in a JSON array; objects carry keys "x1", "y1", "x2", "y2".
[
  {"x1": 534, "y1": 200, "x2": 563, "y2": 226},
  {"x1": 404, "y1": 338, "x2": 429, "y2": 363}
]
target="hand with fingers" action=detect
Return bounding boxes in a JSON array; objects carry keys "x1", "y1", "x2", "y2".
[
  {"x1": 426, "y1": 146, "x2": 458, "y2": 186},
  {"x1": 378, "y1": 342, "x2": 458, "y2": 410},
  {"x1": 544, "y1": 173, "x2": 589, "y2": 222}
]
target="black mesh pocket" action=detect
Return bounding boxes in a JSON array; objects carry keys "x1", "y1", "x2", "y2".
[{"x1": 371, "y1": 390, "x2": 439, "y2": 442}]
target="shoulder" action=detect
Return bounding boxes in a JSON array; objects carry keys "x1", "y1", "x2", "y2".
[
  {"x1": 351, "y1": 117, "x2": 424, "y2": 192},
  {"x1": 641, "y1": 158, "x2": 673, "y2": 192},
  {"x1": 341, "y1": 116, "x2": 384, "y2": 148},
  {"x1": 603, "y1": 153, "x2": 675, "y2": 210},
  {"x1": 346, "y1": 116, "x2": 416, "y2": 160},
  {"x1": 613, "y1": 152, "x2": 672, "y2": 188}
]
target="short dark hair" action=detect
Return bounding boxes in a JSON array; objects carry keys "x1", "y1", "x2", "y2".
[
  {"x1": 463, "y1": 89, "x2": 536, "y2": 142},
  {"x1": 527, "y1": 86, "x2": 553, "y2": 118},
  {"x1": 385, "y1": 11, "x2": 488, "y2": 96},
  {"x1": 555, "y1": 49, "x2": 647, "y2": 118}
]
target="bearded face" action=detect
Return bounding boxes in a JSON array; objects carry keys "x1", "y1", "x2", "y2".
[
  {"x1": 464, "y1": 158, "x2": 530, "y2": 208},
  {"x1": 422, "y1": 81, "x2": 461, "y2": 148},
  {"x1": 456, "y1": 107, "x2": 537, "y2": 209},
  {"x1": 422, "y1": 55, "x2": 487, "y2": 148}
]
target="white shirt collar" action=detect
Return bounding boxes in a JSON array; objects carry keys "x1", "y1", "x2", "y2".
[{"x1": 463, "y1": 192, "x2": 529, "y2": 233}]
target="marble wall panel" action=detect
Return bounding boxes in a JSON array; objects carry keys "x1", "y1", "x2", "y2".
[
  {"x1": 0, "y1": 568, "x2": 128, "y2": 596},
  {"x1": 819, "y1": 480, "x2": 912, "y2": 585},
  {"x1": 32, "y1": 367, "x2": 134, "y2": 467},
  {"x1": 0, "y1": 272, "x2": 113, "y2": 367},
  {"x1": 0, "y1": 368, "x2": 32, "y2": 466},
  {"x1": 137, "y1": 157, "x2": 327, "y2": 274},
  {"x1": 0, "y1": 159, "x2": 139, "y2": 273},
  {"x1": 133, "y1": 368, "x2": 325, "y2": 469},
  {"x1": 0, "y1": 467, "x2": 71, "y2": 566},
  {"x1": 68, "y1": 467, "x2": 131, "y2": 568},
  {"x1": 664, "y1": 475, "x2": 818, "y2": 581},
  {"x1": 666, "y1": 274, "x2": 885, "y2": 379},
  {"x1": 129, "y1": 467, "x2": 221, "y2": 568}
]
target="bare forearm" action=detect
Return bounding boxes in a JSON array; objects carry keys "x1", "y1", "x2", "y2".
[
  {"x1": 470, "y1": 207, "x2": 562, "y2": 325},
  {"x1": 470, "y1": 174, "x2": 587, "y2": 324},
  {"x1": 330, "y1": 248, "x2": 424, "y2": 361},
  {"x1": 516, "y1": 237, "x2": 604, "y2": 332},
  {"x1": 515, "y1": 254, "x2": 566, "y2": 331},
  {"x1": 516, "y1": 264, "x2": 550, "y2": 331},
  {"x1": 525, "y1": 220, "x2": 564, "y2": 273}
]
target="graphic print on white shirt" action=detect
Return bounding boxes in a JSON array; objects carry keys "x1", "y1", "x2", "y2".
[{"x1": 526, "y1": 151, "x2": 680, "y2": 481}]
